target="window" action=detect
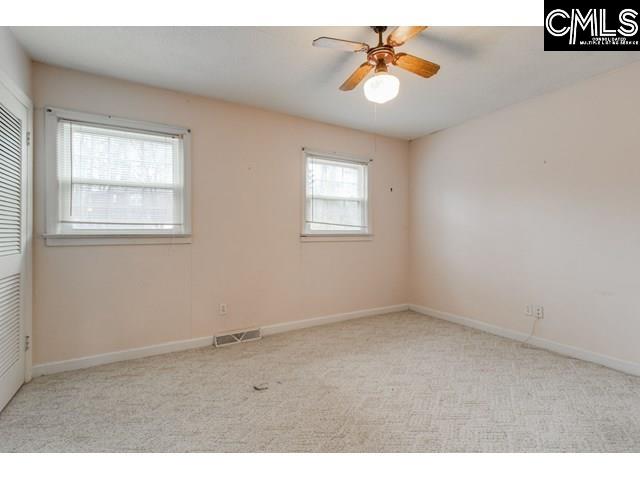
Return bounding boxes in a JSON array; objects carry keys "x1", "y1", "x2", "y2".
[
  {"x1": 44, "y1": 108, "x2": 190, "y2": 243},
  {"x1": 302, "y1": 150, "x2": 370, "y2": 237}
]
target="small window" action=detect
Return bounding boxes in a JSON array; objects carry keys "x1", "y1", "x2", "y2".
[
  {"x1": 44, "y1": 108, "x2": 190, "y2": 243},
  {"x1": 302, "y1": 150, "x2": 370, "y2": 236}
]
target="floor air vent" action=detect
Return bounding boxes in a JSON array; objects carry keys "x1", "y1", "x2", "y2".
[{"x1": 214, "y1": 328, "x2": 261, "y2": 347}]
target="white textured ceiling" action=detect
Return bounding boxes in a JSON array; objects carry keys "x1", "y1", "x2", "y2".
[{"x1": 11, "y1": 26, "x2": 640, "y2": 139}]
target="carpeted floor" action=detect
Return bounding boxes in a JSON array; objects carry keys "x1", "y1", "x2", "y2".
[{"x1": 1, "y1": 311, "x2": 639, "y2": 452}]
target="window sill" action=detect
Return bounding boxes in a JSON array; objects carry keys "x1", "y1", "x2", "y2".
[
  {"x1": 43, "y1": 234, "x2": 192, "y2": 247},
  {"x1": 300, "y1": 234, "x2": 373, "y2": 243}
]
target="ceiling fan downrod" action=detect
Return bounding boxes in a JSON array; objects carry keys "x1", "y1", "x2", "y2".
[{"x1": 371, "y1": 26, "x2": 387, "y2": 47}]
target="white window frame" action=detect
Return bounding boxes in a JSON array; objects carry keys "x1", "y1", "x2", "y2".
[
  {"x1": 43, "y1": 107, "x2": 192, "y2": 246},
  {"x1": 301, "y1": 148, "x2": 372, "y2": 240}
]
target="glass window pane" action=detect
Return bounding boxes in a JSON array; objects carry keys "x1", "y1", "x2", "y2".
[
  {"x1": 69, "y1": 184, "x2": 178, "y2": 225},
  {"x1": 305, "y1": 154, "x2": 368, "y2": 233},
  {"x1": 57, "y1": 119, "x2": 184, "y2": 232}
]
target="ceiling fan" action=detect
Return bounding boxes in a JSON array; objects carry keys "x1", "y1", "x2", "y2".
[{"x1": 312, "y1": 26, "x2": 440, "y2": 104}]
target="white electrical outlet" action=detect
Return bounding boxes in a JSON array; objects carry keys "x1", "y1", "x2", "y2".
[
  {"x1": 525, "y1": 304, "x2": 544, "y2": 319},
  {"x1": 219, "y1": 303, "x2": 228, "y2": 315}
]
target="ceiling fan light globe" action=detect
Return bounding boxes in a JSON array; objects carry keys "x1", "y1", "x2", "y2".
[{"x1": 363, "y1": 72, "x2": 400, "y2": 104}]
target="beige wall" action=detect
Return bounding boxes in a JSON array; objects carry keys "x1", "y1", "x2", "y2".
[
  {"x1": 0, "y1": 27, "x2": 31, "y2": 96},
  {"x1": 32, "y1": 63, "x2": 409, "y2": 365},
  {"x1": 32, "y1": 58, "x2": 640, "y2": 369},
  {"x1": 409, "y1": 61, "x2": 640, "y2": 365}
]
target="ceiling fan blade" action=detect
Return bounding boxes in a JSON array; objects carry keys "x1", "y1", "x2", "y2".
[
  {"x1": 339, "y1": 62, "x2": 374, "y2": 91},
  {"x1": 394, "y1": 53, "x2": 440, "y2": 78},
  {"x1": 312, "y1": 36, "x2": 369, "y2": 52},
  {"x1": 386, "y1": 26, "x2": 428, "y2": 47}
]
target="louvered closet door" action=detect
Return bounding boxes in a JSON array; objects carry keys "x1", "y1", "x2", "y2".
[{"x1": 0, "y1": 82, "x2": 28, "y2": 412}]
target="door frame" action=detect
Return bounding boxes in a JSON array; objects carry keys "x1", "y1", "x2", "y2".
[{"x1": 0, "y1": 68, "x2": 33, "y2": 383}]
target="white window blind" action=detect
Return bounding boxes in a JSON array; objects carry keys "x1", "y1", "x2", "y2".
[
  {"x1": 303, "y1": 152, "x2": 369, "y2": 235},
  {"x1": 46, "y1": 108, "x2": 190, "y2": 239}
]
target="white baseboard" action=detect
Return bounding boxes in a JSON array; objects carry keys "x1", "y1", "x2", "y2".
[
  {"x1": 261, "y1": 304, "x2": 409, "y2": 336},
  {"x1": 32, "y1": 336, "x2": 214, "y2": 377},
  {"x1": 409, "y1": 304, "x2": 640, "y2": 377},
  {"x1": 32, "y1": 303, "x2": 409, "y2": 377},
  {"x1": 32, "y1": 303, "x2": 639, "y2": 378}
]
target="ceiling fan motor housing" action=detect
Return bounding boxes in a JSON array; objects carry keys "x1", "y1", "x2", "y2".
[
  {"x1": 368, "y1": 26, "x2": 395, "y2": 70},
  {"x1": 367, "y1": 46, "x2": 395, "y2": 70}
]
